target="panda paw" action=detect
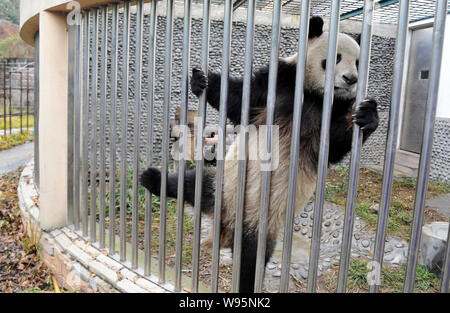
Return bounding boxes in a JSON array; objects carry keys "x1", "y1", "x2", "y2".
[
  {"x1": 354, "y1": 98, "x2": 379, "y2": 134},
  {"x1": 191, "y1": 67, "x2": 207, "y2": 97}
]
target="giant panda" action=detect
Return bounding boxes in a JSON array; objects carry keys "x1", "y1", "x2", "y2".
[{"x1": 140, "y1": 16, "x2": 379, "y2": 293}]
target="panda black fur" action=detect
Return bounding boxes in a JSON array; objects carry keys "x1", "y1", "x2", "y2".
[{"x1": 140, "y1": 16, "x2": 379, "y2": 293}]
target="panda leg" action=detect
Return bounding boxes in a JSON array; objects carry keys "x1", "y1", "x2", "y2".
[
  {"x1": 238, "y1": 225, "x2": 276, "y2": 293},
  {"x1": 140, "y1": 166, "x2": 216, "y2": 213}
]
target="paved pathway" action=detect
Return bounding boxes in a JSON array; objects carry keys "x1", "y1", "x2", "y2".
[
  {"x1": 426, "y1": 194, "x2": 450, "y2": 218},
  {"x1": 0, "y1": 142, "x2": 34, "y2": 176},
  {"x1": 0, "y1": 127, "x2": 34, "y2": 136}
]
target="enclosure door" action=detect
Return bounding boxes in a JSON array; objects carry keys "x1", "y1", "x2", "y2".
[{"x1": 400, "y1": 27, "x2": 433, "y2": 154}]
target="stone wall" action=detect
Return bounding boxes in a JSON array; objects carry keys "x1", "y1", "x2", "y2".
[{"x1": 86, "y1": 12, "x2": 449, "y2": 183}]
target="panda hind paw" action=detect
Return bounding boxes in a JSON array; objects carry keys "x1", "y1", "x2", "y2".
[
  {"x1": 191, "y1": 67, "x2": 207, "y2": 97},
  {"x1": 354, "y1": 98, "x2": 379, "y2": 133}
]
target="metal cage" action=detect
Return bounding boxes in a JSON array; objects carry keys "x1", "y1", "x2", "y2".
[{"x1": 65, "y1": 0, "x2": 449, "y2": 293}]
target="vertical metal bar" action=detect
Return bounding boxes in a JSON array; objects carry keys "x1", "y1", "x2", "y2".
[
  {"x1": 34, "y1": 33, "x2": 40, "y2": 189},
  {"x1": 99, "y1": 5, "x2": 108, "y2": 249},
  {"x1": 67, "y1": 26, "x2": 75, "y2": 226},
  {"x1": 191, "y1": 0, "x2": 210, "y2": 292},
  {"x1": 120, "y1": 1, "x2": 131, "y2": 261},
  {"x1": 3, "y1": 61, "x2": 5, "y2": 135},
  {"x1": 159, "y1": 0, "x2": 174, "y2": 283},
  {"x1": 109, "y1": 3, "x2": 119, "y2": 256},
  {"x1": 26, "y1": 68, "x2": 29, "y2": 131},
  {"x1": 307, "y1": 0, "x2": 341, "y2": 293},
  {"x1": 279, "y1": 0, "x2": 311, "y2": 293},
  {"x1": 441, "y1": 217, "x2": 450, "y2": 292},
  {"x1": 90, "y1": 8, "x2": 99, "y2": 243},
  {"x1": 337, "y1": 0, "x2": 374, "y2": 293},
  {"x1": 81, "y1": 11, "x2": 90, "y2": 237},
  {"x1": 404, "y1": 0, "x2": 447, "y2": 293},
  {"x1": 254, "y1": 0, "x2": 281, "y2": 293},
  {"x1": 9, "y1": 71, "x2": 11, "y2": 135},
  {"x1": 174, "y1": 0, "x2": 191, "y2": 292},
  {"x1": 131, "y1": 0, "x2": 144, "y2": 269},
  {"x1": 144, "y1": 0, "x2": 158, "y2": 277},
  {"x1": 369, "y1": 0, "x2": 409, "y2": 293},
  {"x1": 231, "y1": 0, "x2": 255, "y2": 293},
  {"x1": 211, "y1": 0, "x2": 233, "y2": 293},
  {"x1": 19, "y1": 72, "x2": 22, "y2": 133},
  {"x1": 73, "y1": 22, "x2": 82, "y2": 230}
]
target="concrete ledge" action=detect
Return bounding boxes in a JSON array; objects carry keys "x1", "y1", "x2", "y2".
[{"x1": 18, "y1": 160, "x2": 170, "y2": 293}]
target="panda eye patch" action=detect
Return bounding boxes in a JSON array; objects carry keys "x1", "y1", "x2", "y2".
[
  {"x1": 356, "y1": 59, "x2": 359, "y2": 69},
  {"x1": 321, "y1": 54, "x2": 342, "y2": 70}
]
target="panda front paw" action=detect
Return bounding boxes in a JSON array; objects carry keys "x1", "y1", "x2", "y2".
[
  {"x1": 140, "y1": 167, "x2": 162, "y2": 196},
  {"x1": 191, "y1": 67, "x2": 207, "y2": 97},
  {"x1": 354, "y1": 98, "x2": 379, "y2": 134}
]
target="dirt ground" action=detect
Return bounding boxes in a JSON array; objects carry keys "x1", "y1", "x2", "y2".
[{"x1": 0, "y1": 168, "x2": 54, "y2": 293}]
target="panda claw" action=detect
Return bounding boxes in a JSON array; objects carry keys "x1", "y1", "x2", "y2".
[
  {"x1": 354, "y1": 98, "x2": 379, "y2": 134},
  {"x1": 191, "y1": 67, "x2": 208, "y2": 97}
]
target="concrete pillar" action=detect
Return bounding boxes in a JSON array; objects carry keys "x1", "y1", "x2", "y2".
[{"x1": 38, "y1": 11, "x2": 68, "y2": 230}]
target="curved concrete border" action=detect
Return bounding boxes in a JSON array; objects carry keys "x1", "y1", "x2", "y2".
[{"x1": 18, "y1": 160, "x2": 170, "y2": 293}]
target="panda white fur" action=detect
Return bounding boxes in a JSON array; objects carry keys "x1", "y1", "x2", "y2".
[{"x1": 140, "y1": 16, "x2": 379, "y2": 293}]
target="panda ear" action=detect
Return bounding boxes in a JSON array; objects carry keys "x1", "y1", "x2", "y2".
[
  {"x1": 355, "y1": 34, "x2": 361, "y2": 45},
  {"x1": 309, "y1": 16, "x2": 324, "y2": 39}
]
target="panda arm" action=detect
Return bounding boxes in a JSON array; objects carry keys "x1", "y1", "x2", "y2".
[
  {"x1": 328, "y1": 107, "x2": 354, "y2": 164},
  {"x1": 203, "y1": 71, "x2": 246, "y2": 125},
  {"x1": 192, "y1": 61, "x2": 295, "y2": 125}
]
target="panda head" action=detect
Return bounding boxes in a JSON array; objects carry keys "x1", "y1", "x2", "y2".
[
  {"x1": 307, "y1": 16, "x2": 360, "y2": 100},
  {"x1": 285, "y1": 16, "x2": 360, "y2": 100}
]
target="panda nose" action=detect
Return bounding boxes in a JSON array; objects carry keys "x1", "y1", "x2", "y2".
[{"x1": 343, "y1": 74, "x2": 357, "y2": 85}]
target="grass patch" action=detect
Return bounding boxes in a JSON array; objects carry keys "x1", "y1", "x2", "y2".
[
  {"x1": 325, "y1": 166, "x2": 450, "y2": 239},
  {"x1": 0, "y1": 114, "x2": 34, "y2": 130},
  {"x1": 102, "y1": 165, "x2": 194, "y2": 268},
  {"x1": 0, "y1": 130, "x2": 34, "y2": 151},
  {"x1": 324, "y1": 258, "x2": 441, "y2": 293}
]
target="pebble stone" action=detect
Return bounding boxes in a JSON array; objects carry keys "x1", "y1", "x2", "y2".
[
  {"x1": 272, "y1": 271, "x2": 281, "y2": 277},
  {"x1": 301, "y1": 228, "x2": 308, "y2": 235},
  {"x1": 361, "y1": 240, "x2": 370, "y2": 248},
  {"x1": 294, "y1": 217, "x2": 300, "y2": 225},
  {"x1": 324, "y1": 221, "x2": 331, "y2": 227},
  {"x1": 291, "y1": 263, "x2": 300, "y2": 270},
  {"x1": 299, "y1": 270, "x2": 308, "y2": 279},
  {"x1": 267, "y1": 263, "x2": 276, "y2": 270},
  {"x1": 301, "y1": 213, "x2": 308, "y2": 218},
  {"x1": 294, "y1": 225, "x2": 301, "y2": 232}
]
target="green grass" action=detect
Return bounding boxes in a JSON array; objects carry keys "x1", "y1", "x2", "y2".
[
  {"x1": 0, "y1": 130, "x2": 34, "y2": 151},
  {"x1": 324, "y1": 166, "x2": 450, "y2": 239},
  {"x1": 0, "y1": 114, "x2": 34, "y2": 130},
  {"x1": 326, "y1": 258, "x2": 440, "y2": 292},
  {"x1": 101, "y1": 164, "x2": 195, "y2": 267}
]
